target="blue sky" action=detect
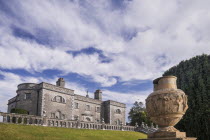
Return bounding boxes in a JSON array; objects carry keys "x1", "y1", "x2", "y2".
[{"x1": 0, "y1": 0, "x2": 210, "y2": 120}]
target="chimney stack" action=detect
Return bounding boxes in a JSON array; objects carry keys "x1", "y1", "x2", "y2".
[
  {"x1": 94, "y1": 89, "x2": 102, "y2": 100},
  {"x1": 56, "y1": 78, "x2": 65, "y2": 88}
]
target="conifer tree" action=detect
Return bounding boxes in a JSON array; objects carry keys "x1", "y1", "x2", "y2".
[{"x1": 163, "y1": 54, "x2": 210, "y2": 140}]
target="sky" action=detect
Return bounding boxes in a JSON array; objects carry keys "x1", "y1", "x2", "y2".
[{"x1": 0, "y1": 0, "x2": 210, "y2": 122}]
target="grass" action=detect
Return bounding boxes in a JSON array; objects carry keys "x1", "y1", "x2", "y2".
[{"x1": 0, "y1": 123, "x2": 147, "y2": 140}]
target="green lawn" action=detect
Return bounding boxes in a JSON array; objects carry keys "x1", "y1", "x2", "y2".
[{"x1": 0, "y1": 123, "x2": 147, "y2": 140}]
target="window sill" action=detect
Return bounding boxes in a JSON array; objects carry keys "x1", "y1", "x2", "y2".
[{"x1": 51, "y1": 101, "x2": 66, "y2": 104}]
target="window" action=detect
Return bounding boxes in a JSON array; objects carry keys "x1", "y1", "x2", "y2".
[
  {"x1": 96, "y1": 107, "x2": 100, "y2": 112},
  {"x1": 52, "y1": 96, "x2": 65, "y2": 103},
  {"x1": 86, "y1": 105, "x2": 90, "y2": 111},
  {"x1": 51, "y1": 113, "x2": 55, "y2": 118},
  {"x1": 25, "y1": 93, "x2": 31, "y2": 99},
  {"x1": 96, "y1": 119, "x2": 100, "y2": 123},
  {"x1": 116, "y1": 119, "x2": 121, "y2": 125},
  {"x1": 55, "y1": 111, "x2": 61, "y2": 119},
  {"x1": 116, "y1": 109, "x2": 121, "y2": 114},
  {"x1": 86, "y1": 117, "x2": 91, "y2": 122},
  {"x1": 51, "y1": 111, "x2": 65, "y2": 120},
  {"x1": 74, "y1": 102, "x2": 79, "y2": 109},
  {"x1": 56, "y1": 96, "x2": 62, "y2": 102},
  {"x1": 74, "y1": 115, "x2": 79, "y2": 120}
]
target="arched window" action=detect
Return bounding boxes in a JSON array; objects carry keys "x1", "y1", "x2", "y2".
[
  {"x1": 74, "y1": 115, "x2": 79, "y2": 120},
  {"x1": 52, "y1": 96, "x2": 65, "y2": 103},
  {"x1": 86, "y1": 117, "x2": 91, "y2": 122},
  {"x1": 116, "y1": 109, "x2": 121, "y2": 114},
  {"x1": 51, "y1": 111, "x2": 65, "y2": 120},
  {"x1": 55, "y1": 111, "x2": 61, "y2": 119}
]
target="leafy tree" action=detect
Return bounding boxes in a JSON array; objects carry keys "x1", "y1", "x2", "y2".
[
  {"x1": 128, "y1": 101, "x2": 152, "y2": 126},
  {"x1": 163, "y1": 54, "x2": 210, "y2": 140}
]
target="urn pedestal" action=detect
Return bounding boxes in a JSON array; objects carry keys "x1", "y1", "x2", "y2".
[{"x1": 139, "y1": 76, "x2": 196, "y2": 140}]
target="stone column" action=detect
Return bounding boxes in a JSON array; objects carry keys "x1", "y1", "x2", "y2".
[
  {"x1": 141, "y1": 122, "x2": 145, "y2": 128},
  {"x1": 77, "y1": 120, "x2": 81, "y2": 129},
  {"x1": 101, "y1": 118, "x2": 105, "y2": 130},
  {"x1": 3, "y1": 116, "x2": 7, "y2": 123},
  {"x1": 135, "y1": 122, "x2": 139, "y2": 131},
  {"x1": 48, "y1": 120, "x2": 51, "y2": 126},
  {"x1": 15, "y1": 117, "x2": 19, "y2": 123},
  {"x1": 120, "y1": 122, "x2": 124, "y2": 131},
  {"x1": 81, "y1": 123, "x2": 83, "y2": 128},
  {"x1": 9, "y1": 116, "x2": 13, "y2": 123},
  {"x1": 21, "y1": 117, "x2": 24, "y2": 124},
  {"x1": 42, "y1": 117, "x2": 47, "y2": 126},
  {"x1": 27, "y1": 118, "x2": 30, "y2": 125},
  {"x1": 151, "y1": 123, "x2": 154, "y2": 129},
  {"x1": 31, "y1": 118, "x2": 35, "y2": 124}
]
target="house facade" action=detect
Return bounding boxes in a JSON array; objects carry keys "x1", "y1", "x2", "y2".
[{"x1": 7, "y1": 78, "x2": 126, "y2": 125}]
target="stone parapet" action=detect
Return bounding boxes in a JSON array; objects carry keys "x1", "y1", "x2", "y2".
[
  {"x1": 8, "y1": 97, "x2": 16, "y2": 104},
  {"x1": 41, "y1": 82, "x2": 74, "y2": 95},
  {"x1": 104, "y1": 100, "x2": 126, "y2": 108},
  {"x1": 17, "y1": 83, "x2": 38, "y2": 91},
  {"x1": 0, "y1": 112, "x2": 135, "y2": 131},
  {"x1": 74, "y1": 95, "x2": 102, "y2": 105}
]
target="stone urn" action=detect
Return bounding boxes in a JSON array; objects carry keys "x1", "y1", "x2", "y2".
[{"x1": 145, "y1": 76, "x2": 190, "y2": 139}]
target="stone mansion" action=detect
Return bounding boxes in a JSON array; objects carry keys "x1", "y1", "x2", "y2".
[{"x1": 7, "y1": 78, "x2": 126, "y2": 125}]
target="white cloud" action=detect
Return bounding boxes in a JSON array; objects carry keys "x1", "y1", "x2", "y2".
[{"x1": 0, "y1": 0, "x2": 210, "y2": 87}]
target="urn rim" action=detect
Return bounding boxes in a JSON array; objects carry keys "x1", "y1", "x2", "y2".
[{"x1": 153, "y1": 76, "x2": 177, "y2": 84}]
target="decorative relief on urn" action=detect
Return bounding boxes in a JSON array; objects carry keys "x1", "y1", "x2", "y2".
[
  {"x1": 145, "y1": 76, "x2": 191, "y2": 138},
  {"x1": 139, "y1": 76, "x2": 197, "y2": 140}
]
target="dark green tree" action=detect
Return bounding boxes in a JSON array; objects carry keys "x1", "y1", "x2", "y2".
[
  {"x1": 163, "y1": 54, "x2": 210, "y2": 140},
  {"x1": 128, "y1": 101, "x2": 152, "y2": 126}
]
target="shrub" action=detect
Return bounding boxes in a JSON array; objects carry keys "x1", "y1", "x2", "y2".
[{"x1": 10, "y1": 108, "x2": 28, "y2": 114}]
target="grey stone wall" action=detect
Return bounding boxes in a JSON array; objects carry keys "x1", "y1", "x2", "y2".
[
  {"x1": 109, "y1": 105, "x2": 126, "y2": 125},
  {"x1": 74, "y1": 95, "x2": 102, "y2": 122},
  {"x1": 7, "y1": 79, "x2": 126, "y2": 125},
  {"x1": 8, "y1": 83, "x2": 40, "y2": 115},
  {"x1": 7, "y1": 97, "x2": 16, "y2": 113},
  {"x1": 103, "y1": 100, "x2": 126, "y2": 125},
  {"x1": 103, "y1": 101, "x2": 110, "y2": 124},
  {"x1": 43, "y1": 88, "x2": 74, "y2": 120}
]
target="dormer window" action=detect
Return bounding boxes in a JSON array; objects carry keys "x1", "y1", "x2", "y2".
[
  {"x1": 52, "y1": 96, "x2": 65, "y2": 103},
  {"x1": 25, "y1": 93, "x2": 31, "y2": 99}
]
